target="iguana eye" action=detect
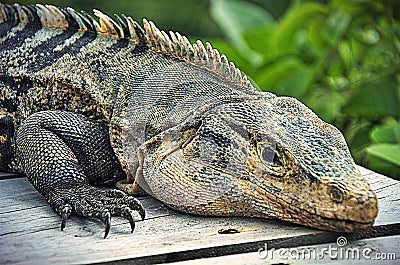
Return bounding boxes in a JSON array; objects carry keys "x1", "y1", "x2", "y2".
[
  {"x1": 258, "y1": 144, "x2": 283, "y2": 167},
  {"x1": 261, "y1": 146, "x2": 275, "y2": 163},
  {"x1": 329, "y1": 186, "x2": 344, "y2": 203}
]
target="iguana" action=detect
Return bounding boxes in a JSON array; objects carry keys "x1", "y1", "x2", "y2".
[{"x1": 0, "y1": 3, "x2": 378, "y2": 238}]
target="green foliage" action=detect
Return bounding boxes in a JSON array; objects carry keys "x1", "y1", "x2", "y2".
[
  {"x1": 366, "y1": 122, "x2": 400, "y2": 174},
  {"x1": 210, "y1": 0, "x2": 400, "y2": 179},
  {"x1": 210, "y1": 0, "x2": 275, "y2": 64}
]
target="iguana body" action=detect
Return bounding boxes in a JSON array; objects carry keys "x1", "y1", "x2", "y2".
[{"x1": 0, "y1": 3, "x2": 378, "y2": 238}]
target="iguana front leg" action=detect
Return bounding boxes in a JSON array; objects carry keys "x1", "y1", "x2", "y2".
[{"x1": 16, "y1": 110, "x2": 145, "y2": 238}]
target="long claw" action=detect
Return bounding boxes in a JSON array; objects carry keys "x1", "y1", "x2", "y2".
[
  {"x1": 102, "y1": 209, "x2": 111, "y2": 239},
  {"x1": 129, "y1": 196, "x2": 145, "y2": 220},
  {"x1": 61, "y1": 204, "x2": 72, "y2": 231},
  {"x1": 124, "y1": 206, "x2": 135, "y2": 233},
  {"x1": 138, "y1": 203, "x2": 145, "y2": 221}
]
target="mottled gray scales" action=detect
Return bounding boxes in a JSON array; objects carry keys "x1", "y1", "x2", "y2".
[{"x1": 0, "y1": 2, "x2": 378, "y2": 238}]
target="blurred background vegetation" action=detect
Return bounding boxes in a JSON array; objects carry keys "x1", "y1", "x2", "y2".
[{"x1": 6, "y1": 0, "x2": 400, "y2": 179}]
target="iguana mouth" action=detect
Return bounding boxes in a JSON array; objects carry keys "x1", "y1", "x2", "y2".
[
  {"x1": 281, "y1": 207, "x2": 376, "y2": 232},
  {"x1": 305, "y1": 214, "x2": 374, "y2": 232}
]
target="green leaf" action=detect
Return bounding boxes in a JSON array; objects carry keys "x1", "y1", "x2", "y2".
[
  {"x1": 348, "y1": 124, "x2": 373, "y2": 152},
  {"x1": 342, "y1": 80, "x2": 400, "y2": 118},
  {"x1": 366, "y1": 155, "x2": 400, "y2": 180},
  {"x1": 254, "y1": 57, "x2": 313, "y2": 98},
  {"x1": 305, "y1": 88, "x2": 346, "y2": 122},
  {"x1": 308, "y1": 21, "x2": 326, "y2": 54},
  {"x1": 270, "y1": 3, "x2": 328, "y2": 52},
  {"x1": 275, "y1": 67, "x2": 314, "y2": 98},
  {"x1": 370, "y1": 123, "x2": 400, "y2": 144},
  {"x1": 338, "y1": 41, "x2": 354, "y2": 69},
  {"x1": 210, "y1": 0, "x2": 275, "y2": 33},
  {"x1": 210, "y1": 0, "x2": 275, "y2": 65},
  {"x1": 244, "y1": 26, "x2": 275, "y2": 57},
  {"x1": 366, "y1": 144, "x2": 400, "y2": 166},
  {"x1": 322, "y1": 9, "x2": 351, "y2": 45}
]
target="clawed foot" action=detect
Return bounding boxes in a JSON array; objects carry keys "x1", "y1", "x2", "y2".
[{"x1": 48, "y1": 185, "x2": 145, "y2": 238}]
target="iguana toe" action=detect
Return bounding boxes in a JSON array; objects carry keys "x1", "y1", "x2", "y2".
[
  {"x1": 128, "y1": 196, "x2": 146, "y2": 221},
  {"x1": 61, "y1": 204, "x2": 72, "y2": 231},
  {"x1": 104, "y1": 190, "x2": 146, "y2": 221},
  {"x1": 123, "y1": 206, "x2": 135, "y2": 233},
  {"x1": 101, "y1": 210, "x2": 111, "y2": 239}
]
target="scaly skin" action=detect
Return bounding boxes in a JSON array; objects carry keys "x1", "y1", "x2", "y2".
[
  {"x1": 138, "y1": 98, "x2": 377, "y2": 232},
  {"x1": 0, "y1": 3, "x2": 377, "y2": 237}
]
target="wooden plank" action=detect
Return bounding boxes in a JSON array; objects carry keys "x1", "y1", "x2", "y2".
[
  {"x1": 0, "y1": 171, "x2": 19, "y2": 180},
  {"x1": 169, "y1": 235, "x2": 400, "y2": 264},
  {"x1": 0, "y1": 166, "x2": 399, "y2": 264}
]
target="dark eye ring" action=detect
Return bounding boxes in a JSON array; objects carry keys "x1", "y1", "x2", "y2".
[
  {"x1": 259, "y1": 145, "x2": 283, "y2": 167},
  {"x1": 329, "y1": 186, "x2": 344, "y2": 203}
]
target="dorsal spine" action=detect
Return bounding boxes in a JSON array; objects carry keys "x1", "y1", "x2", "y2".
[{"x1": 0, "y1": 3, "x2": 255, "y2": 89}]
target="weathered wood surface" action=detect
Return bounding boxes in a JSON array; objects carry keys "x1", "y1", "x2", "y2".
[
  {"x1": 0, "y1": 166, "x2": 399, "y2": 265},
  {"x1": 172, "y1": 235, "x2": 400, "y2": 264}
]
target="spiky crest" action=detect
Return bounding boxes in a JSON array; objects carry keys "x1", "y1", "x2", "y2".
[{"x1": 0, "y1": 3, "x2": 255, "y2": 89}]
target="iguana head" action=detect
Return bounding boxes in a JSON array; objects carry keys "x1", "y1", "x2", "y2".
[{"x1": 138, "y1": 95, "x2": 378, "y2": 232}]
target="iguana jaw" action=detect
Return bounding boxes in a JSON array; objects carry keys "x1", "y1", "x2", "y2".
[
  {"x1": 269, "y1": 194, "x2": 377, "y2": 232},
  {"x1": 295, "y1": 211, "x2": 375, "y2": 232},
  {"x1": 271, "y1": 207, "x2": 375, "y2": 232}
]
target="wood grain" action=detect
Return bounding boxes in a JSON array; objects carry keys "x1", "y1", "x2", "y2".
[
  {"x1": 0, "y1": 166, "x2": 398, "y2": 264},
  {"x1": 169, "y1": 235, "x2": 400, "y2": 264}
]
